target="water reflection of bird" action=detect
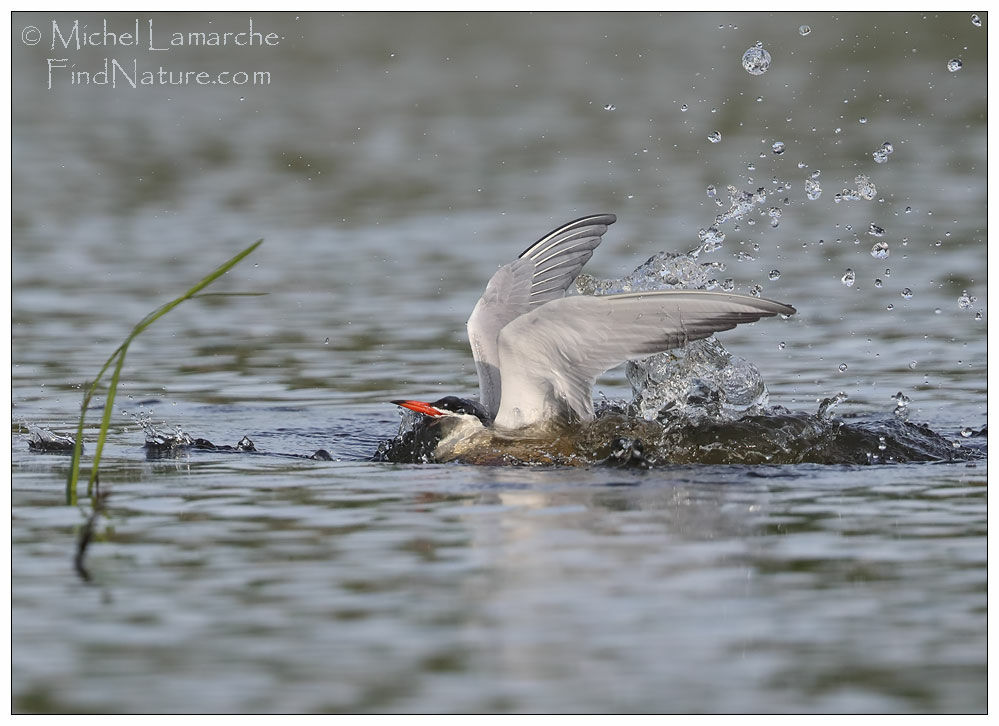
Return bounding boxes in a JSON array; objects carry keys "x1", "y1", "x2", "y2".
[{"x1": 390, "y1": 214, "x2": 795, "y2": 463}]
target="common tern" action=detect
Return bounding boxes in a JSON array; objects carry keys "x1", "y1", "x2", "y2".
[{"x1": 391, "y1": 214, "x2": 795, "y2": 462}]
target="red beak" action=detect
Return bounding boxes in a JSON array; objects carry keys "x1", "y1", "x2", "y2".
[{"x1": 391, "y1": 399, "x2": 446, "y2": 417}]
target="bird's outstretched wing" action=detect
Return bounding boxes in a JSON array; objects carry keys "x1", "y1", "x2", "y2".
[
  {"x1": 466, "y1": 214, "x2": 617, "y2": 418},
  {"x1": 492, "y1": 290, "x2": 795, "y2": 429}
]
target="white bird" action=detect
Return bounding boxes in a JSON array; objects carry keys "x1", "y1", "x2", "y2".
[{"x1": 391, "y1": 214, "x2": 794, "y2": 461}]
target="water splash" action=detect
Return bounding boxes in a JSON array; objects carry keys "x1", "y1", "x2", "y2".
[
  {"x1": 576, "y1": 251, "x2": 724, "y2": 295},
  {"x1": 697, "y1": 226, "x2": 726, "y2": 254},
  {"x1": 141, "y1": 420, "x2": 195, "y2": 448},
  {"x1": 817, "y1": 392, "x2": 848, "y2": 419},
  {"x1": 25, "y1": 424, "x2": 78, "y2": 452},
  {"x1": 892, "y1": 391, "x2": 911, "y2": 421},
  {"x1": 626, "y1": 337, "x2": 770, "y2": 423},
  {"x1": 715, "y1": 185, "x2": 767, "y2": 225},
  {"x1": 578, "y1": 252, "x2": 772, "y2": 425},
  {"x1": 834, "y1": 174, "x2": 877, "y2": 203}
]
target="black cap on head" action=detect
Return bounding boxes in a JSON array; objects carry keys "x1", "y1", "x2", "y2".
[{"x1": 431, "y1": 396, "x2": 491, "y2": 423}]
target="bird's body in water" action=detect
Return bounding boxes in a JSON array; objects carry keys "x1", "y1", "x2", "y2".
[{"x1": 386, "y1": 214, "x2": 796, "y2": 464}]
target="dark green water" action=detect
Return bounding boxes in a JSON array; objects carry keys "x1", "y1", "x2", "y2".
[{"x1": 12, "y1": 12, "x2": 986, "y2": 713}]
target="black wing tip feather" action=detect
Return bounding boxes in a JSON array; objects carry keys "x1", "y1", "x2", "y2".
[{"x1": 519, "y1": 213, "x2": 617, "y2": 259}]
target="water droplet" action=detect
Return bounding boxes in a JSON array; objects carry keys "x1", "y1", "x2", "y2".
[
  {"x1": 707, "y1": 131, "x2": 722, "y2": 143},
  {"x1": 680, "y1": 104, "x2": 688, "y2": 112},
  {"x1": 886, "y1": 303, "x2": 895, "y2": 311},
  {"x1": 742, "y1": 45, "x2": 772, "y2": 75},
  {"x1": 603, "y1": 103, "x2": 617, "y2": 111},
  {"x1": 872, "y1": 140, "x2": 894, "y2": 164},
  {"x1": 841, "y1": 269, "x2": 856, "y2": 287},
  {"x1": 871, "y1": 241, "x2": 890, "y2": 259},
  {"x1": 960, "y1": 427, "x2": 973, "y2": 438},
  {"x1": 772, "y1": 141, "x2": 786, "y2": 155},
  {"x1": 838, "y1": 363, "x2": 848, "y2": 372},
  {"x1": 971, "y1": 14, "x2": 982, "y2": 27},
  {"x1": 778, "y1": 341, "x2": 786, "y2": 350},
  {"x1": 856, "y1": 174, "x2": 877, "y2": 200},
  {"x1": 958, "y1": 290, "x2": 976, "y2": 309},
  {"x1": 324, "y1": 337, "x2": 330, "y2": 344},
  {"x1": 798, "y1": 24, "x2": 811, "y2": 36},
  {"x1": 868, "y1": 223, "x2": 886, "y2": 237},
  {"x1": 908, "y1": 360, "x2": 917, "y2": 370},
  {"x1": 859, "y1": 116, "x2": 868, "y2": 124},
  {"x1": 706, "y1": 184, "x2": 717, "y2": 198},
  {"x1": 947, "y1": 58, "x2": 963, "y2": 72},
  {"x1": 900, "y1": 288, "x2": 913, "y2": 299},
  {"x1": 768, "y1": 207, "x2": 782, "y2": 227},
  {"x1": 749, "y1": 284, "x2": 763, "y2": 297},
  {"x1": 975, "y1": 311, "x2": 983, "y2": 321},
  {"x1": 768, "y1": 269, "x2": 781, "y2": 281},
  {"x1": 874, "y1": 278, "x2": 883, "y2": 288},
  {"x1": 878, "y1": 436, "x2": 887, "y2": 451},
  {"x1": 721, "y1": 278, "x2": 735, "y2": 292},
  {"x1": 804, "y1": 178, "x2": 822, "y2": 201}
]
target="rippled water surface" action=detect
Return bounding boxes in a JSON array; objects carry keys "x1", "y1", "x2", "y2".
[{"x1": 13, "y1": 12, "x2": 986, "y2": 713}]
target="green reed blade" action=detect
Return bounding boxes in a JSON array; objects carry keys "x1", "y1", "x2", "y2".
[
  {"x1": 86, "y1": 347, "x2": 127, "y2": 496},
  {"x1": 66, "y1": 239, "x2": 263, "y2": 505}
]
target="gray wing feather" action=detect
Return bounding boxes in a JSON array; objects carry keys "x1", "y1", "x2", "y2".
[
  {"x1": 493, "y1": 291, "x2": 795, "y2": 428},
  {"x1": 518, "y1": 213, "x2": 617, "y2": 307},
  {"x1": 467, "y1": 214, "x2": 617, "y2": 417}
]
